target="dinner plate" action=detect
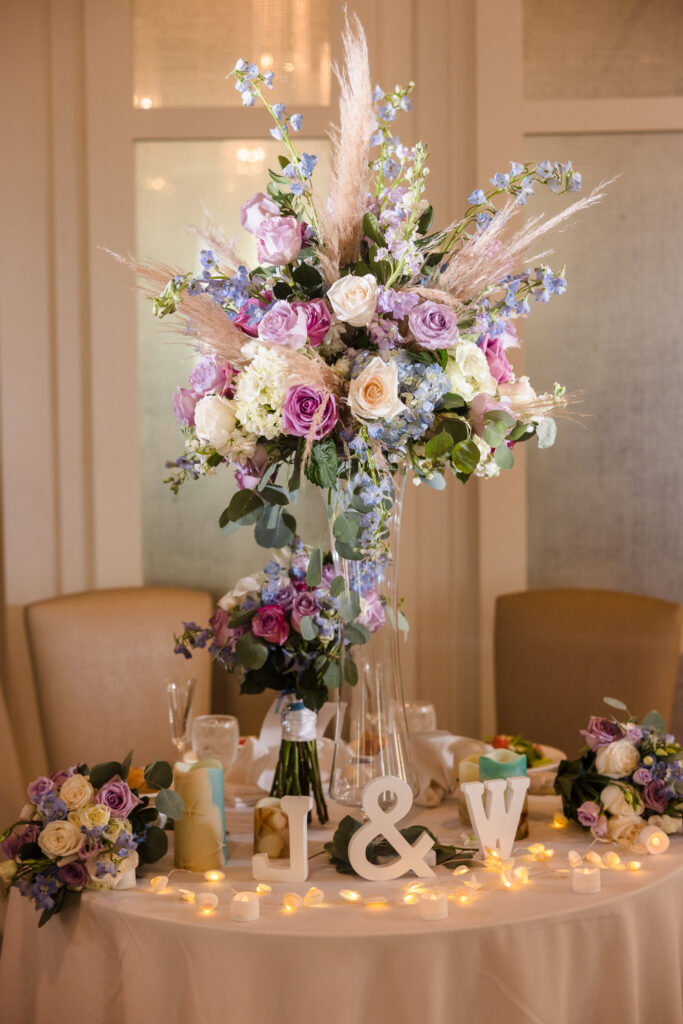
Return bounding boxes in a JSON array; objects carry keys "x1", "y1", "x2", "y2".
[{"x1": 527, "y1": 744, "x2": 566, "y2": 795}]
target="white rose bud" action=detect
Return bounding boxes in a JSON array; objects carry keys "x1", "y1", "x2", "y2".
[
  {"x1": 59, "y1": 774, "x2": 94, "y2": 810},
  {"x1": 600, "y1": 784, "x2": 643, "y2": 818},
  {"x1": 348, "y1": 357, "x2": 406, "y2": 421},
  {"x1": 660, "y1": 814, "x2": 683, "y2": 835},
  {"x1": 0, "y1": 859, "x2": 18, "y2": 882},
  {"x1": 19, "y1": 803, "x2": 35, "y2": 822},
  {"x1": 595, "y1": 739, "x2": 640, "y2": 779},
  {"x1": 38, "y1": 820, "x2": 84, "y2": 860},
  {"x1": 327, "y1": 274, "x2": 379, "y2": 327},
  {"x1": 194, "y1": 395, "x2": 239, "y2": 456}
]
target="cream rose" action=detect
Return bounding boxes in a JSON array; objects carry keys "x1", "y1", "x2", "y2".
[
  {"x1": 194, "y1": 395, "x2": 240, "y2": 456},
  {"x1": 595, "y1": 739, "x2": 640, "y2": 778},
  {"x1": 218, "y1": 574, "x2": 264, "y2": 612},
  {"x1": 327, "y1": 274, "x2": 378, "y2": 327},
  {"x1": 38, "y1": 820, "x2": 84, "y2": 860},
  {"x1": 600, "y1": 784, "x2": 643, "y2": 818},
  {"x1": 607, "y1": 813, "x2": 645, "y2": 847},
  {"x1": 0, "y1": 860, "x2": 18, "y2": 882},
  {"x1": 103, "y1": 817, "x2": 126, "y2": 842},
  {"x1": 445, "y1": 341, "x2": 497, "y2": 402},
  {"x1": 80, "y1": 803, "x2": 111, "y2": 830},
  {"x1": 59, "y1": 774, "x2": 93, "y2": 811},
  {"x1": 348, "y1": 357, "x2": 406, "y2": 421}
]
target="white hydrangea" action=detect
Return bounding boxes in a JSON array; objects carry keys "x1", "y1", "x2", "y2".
[
  {"x1": 472, "y1": 434, "x2": 500, "y2": 478},
  {"x1": 233, "y1": 343, "x2": 289, "y2": 440},
  {"x1": 445, "y1": 341, "x2": 497, "y2": 402},
  {"x1": 318, "y1": 321, "x2": 348, "y2": 358},
  {"x1": 194, "y1": 394, "x2": 257, "y2": 462}
]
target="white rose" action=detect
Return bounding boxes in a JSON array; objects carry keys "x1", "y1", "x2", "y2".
[
  {"x1": 498, "y1": 375, "x2": 536, "y2": 410},
  {"x1": 600, "y1": 784, "x2": 643, "y2": 818},
  {"x1": 59, "y1": 774, "x2": 93, "y2": 810},
  {"x1": 348, "y1": 357, "x2": 405, "y2": 421},
  {"x1": 218, "y1": 574, "x2": 263, "y2": 612},
  {"x1": 595, "y1": 739, "x2": 640, "y2": 778},
  {"x1": 327, "y1": 274, "x2": 378, "y2": 327},
  {"x1": 38, "y1": 820, "x2": 84, "y2": 860},
  {"x1": 0, "y1": 859, "x2": 18, "y2": 882},
  {"x1": 607, "y1": 813, "x2": 645, "y2": 848},
  {"x1": 445, "y1": 342, "x2": 497, "y2": 402},
  {"x1": 19, "y1": 803, "x2": 35, "y2": 821},
  {"x1": 660, "y1": 815, "x2": 683, "y2": 835},
  {"x1": 79, "y1": 803, "x2": 111, "y2": 830},
  {"x1": 103, "y1": 817, "x2": 126, "y2": 841},
  {"x1": 194, "y1": 395, "x2": 239, "y2": 456}
]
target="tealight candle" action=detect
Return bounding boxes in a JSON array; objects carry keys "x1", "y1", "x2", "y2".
[
  {"x1": 304, "y1": 887, "x2": 325, "y2": 907},
  {"x1": 418, "y1": 889, "x2": 448, "y2": 921},
  {"x1": 572, "y1": 867, "x2": 601, "y2": 894},
  {"x1": 178, "y1": 889, "x2": 195, "y2": 903},
  {"x1": 204, "y1": 870, "x2": 225, "y2": 883},
  {"x1": 150, "y1": 875, "x2": 169, "y2": 893},
  {"x1": 639, "y1": 826, "x2": 670, "y2": 855},
  {"x1": 231, "y1": 891, "x2": 259, "y2": 922}
]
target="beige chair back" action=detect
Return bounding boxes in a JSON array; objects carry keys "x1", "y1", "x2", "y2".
[
  {"x1": 25, "y1": 587, "x2": 213, "y2": 770},
  {"x1": 495, "y1": 588, "x2": 683, "y2": 759}
]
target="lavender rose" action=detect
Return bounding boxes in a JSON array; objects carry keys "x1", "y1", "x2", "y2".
[
  {"x1": 256, "y1": 215, "x2": 302, "y2": 265},
  {"x1": 291, "y1": 592, "x2": 319, "y2": 633},
  {"x1": 173, "y1": 387, "x2": 198, "y2": 427},
  {"x1": 240, "y1": 192, "x2": 280, "y2": 234},
  {"x1": 258, "y1": 300, "x2": 308, "y2": 350},
  {"x1": 358, "y1": 590, "x2": 386, "y2": 633},
  {"x1": 234, "y1": 444, "x2": 269, "y2": 490},
  {"x1": 272, "y1": 585, "x2": 297, "y2": 611},
  {"x1": 642, "y1": 779, "x2": 672, "y2": 813},
  {"x1": 408, "y1": 301, "x2": 459, "y2": 350},
  {"x1": 321, "y1": 564, "x2": 337, "y2": 587},
  {"x1": 292, "y1": 299, "x2": 331, "y2": 347},
  {"x1": 577, "y1": 800, "x2": 601, "y2": 827},
  {"x1": 633, "y1": 766, "x2": 652, "y2": 785},
  {"x1": 252, "y1": 605, "x2": 289, "y2": 645},
  {"x1": 580, "y1": 716, "x2": 623, "y2": 752},
  {"x1": 58, "y1": 860, "x2": 90, "y2": 888},
  {"x1": 189, "y1": 355, "x2": 228, "y2": 396},
  {"x1": 96, "y1": 777, "x2": 141, "y2": 819},
  {"x1": 27, "y1": 776, "x2": 55, "y2": 803},
  {"x1": 592, "y1": 814, "x2": 609, "y2": 839},
  {"x1": 209, "y1": 608, "x2": 231, "y2": 647},
  {"x1": 282, "y1": 385, "x2": 338, "y2": 439}
]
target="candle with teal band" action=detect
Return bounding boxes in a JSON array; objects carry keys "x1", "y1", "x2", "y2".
[
  {"x1": 458, "y1": 749, "x2": 529, "y2": 838},
  {"x1": 173, "y1": 759, "x2": 227, "y2": 872}
]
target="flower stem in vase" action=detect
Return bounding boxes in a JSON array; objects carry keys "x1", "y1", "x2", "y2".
[{"x1": 269, "y1": 702, "x2": 329, "y2": 824}]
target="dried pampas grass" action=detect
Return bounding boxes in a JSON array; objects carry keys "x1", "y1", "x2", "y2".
[
  {"x1": 317, "y1": 11, "x2": 374, "y2": 283},
  {"x1": 188, "y1": 202, "x2": 247, "y2": 275}
]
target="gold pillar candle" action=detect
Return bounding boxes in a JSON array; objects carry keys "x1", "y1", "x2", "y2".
[{"x1": 173, "y1": 759, "x2": 227, "y2": 872}]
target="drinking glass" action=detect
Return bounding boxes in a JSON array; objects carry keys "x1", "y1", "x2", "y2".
[
  {"x1": 192, "y1": 715, "x2": 240, "y2": 777},
  {"x1": 166, "y1": 678, "x2": 196, "y2": 758},
  {"x1": 404, "y1": 701, "x2": 437, "y2": 734}
]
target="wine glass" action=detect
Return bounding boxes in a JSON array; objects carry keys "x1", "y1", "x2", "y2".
[
  {"x1": 192, "y1": 715, "x2": 240, "y2": 778},
  {"x1": 166, "y1": 678, "x2": 196, "y2": 758}
]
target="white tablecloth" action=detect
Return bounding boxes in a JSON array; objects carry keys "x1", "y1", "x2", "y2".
[{"x1": 2, "y1": 798, "x2": 682, "y2": 1024}]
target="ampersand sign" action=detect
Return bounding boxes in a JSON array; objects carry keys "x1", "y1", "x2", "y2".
[{"x1": 347, "y1": 776, "x2": 436, "y2": 880}]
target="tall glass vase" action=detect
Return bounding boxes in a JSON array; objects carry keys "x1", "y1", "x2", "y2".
[{"x1": 328, "y1": 467, "x2": 418, "y2": 807}]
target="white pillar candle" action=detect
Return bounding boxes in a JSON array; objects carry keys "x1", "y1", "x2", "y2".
[
  {"x1": 231, "y1": 891, "x2": 260, "y2": 922},
  {"x1": 418, "y1": 889, "x2": 449, "y2": 921},
  {"x1": 639, "y1": 826, "x2": 670, "y2": 855},
  {"x1": 572, "y1": 867, "x2": 601, "y2": 894}
]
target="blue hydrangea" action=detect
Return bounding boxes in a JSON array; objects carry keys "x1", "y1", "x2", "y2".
[{"x1": 359, "y1": 354, "x2": 450, "y2": 457}]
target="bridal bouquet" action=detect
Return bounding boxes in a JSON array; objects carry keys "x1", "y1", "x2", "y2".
[
  {"x1": 0, "y1": 756, "x2": 180, "y2": 925},
  {"x1": 555, "y1": 700, "x2": 683, "y2": 847},
  {"x1": 134, "y1": 13, "x2": 604, "y2": 573}
]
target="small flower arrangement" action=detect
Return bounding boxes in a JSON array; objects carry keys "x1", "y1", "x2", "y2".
[
  {"x1": 555, "y1": 699, "x2": 683, "y2": 847},
  {"x1": 0, "y1": 755, "x2": 181, "y2": 926}
]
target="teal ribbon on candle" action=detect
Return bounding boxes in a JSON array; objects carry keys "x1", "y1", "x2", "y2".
[{"x1": 479, "y1": 750, "x2": 527, "y2": 781}]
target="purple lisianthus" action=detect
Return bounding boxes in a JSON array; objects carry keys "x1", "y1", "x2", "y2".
[
  {"x1": 292, "y1": 298, "x2": 331, "y2": 347},
  {"x1": 376, "y1": 286, "x2": 419, "y2": 319},
  {"x1": 27, "y1": 776, "x2": 55, "y2": 803},
  {"x1": 642, "y1": 779, "x2": 672, "y2": 813},
  {"x1": 234, "y1": 444, "x2": 269, "y2": 490},
  {"x1": 591, "y1": 814, "x2": 609, "y2": 839},
  {"x1": 623, "y1": 726, "x2": 644, "y2": 744},
  {"x1": 633, "y1": 766, "x2": 652, "y2": 785},
  {"x1": 290, "y1": 552, "x2": 309, "y2": 578},
  {"x1": 282, "y1": 385, "x2": 338, "y2": 439},
  {"x1": 189, "y1": 355, "x2": 229, "y2": 396},
  {"x1": 258, "y1": 300, "x2": 308, "y2": 350},
  {"x1": 96, "y1": 776, "x2": 141, "y2": 819},
  {"x1": 173, "y1": 387, "x2": 198, "y2": 427},
  {"x1": 577, "y1": 800, "x2": 601, "y2": 827},
  {"x1": 272, "y1": 584, "x2": 297, "y2": 611},
  {"x1": 1, "y1": 824, "x2": 40, "y2": 860},
  {"x1": 58, "y1": 860, "x2": 89, "y2": 888},
  {"x1": 209, "y1": 608, "x2": 231, "y2": 647},
  {"x1": 251, "y1": 605, "x2": 289, "y2": 645},
  {"x1": 408, "y1": 301, "x2": 459, "y2": 350},
  {"x1": 321, "y1": 564, "x2": 338, "y2": 587},
  {"x1": 357, "y1": 590, "x2": 386, "y2": 633},
  {"x1": 479, "y1": 334, "x2": 513, "y2": 383},
  {"x1": 291, "y1": 592, "x2": 319, "y2": 633},
  {"x1": 580, "y1": 716, "x2": 622, "y2": 752}
]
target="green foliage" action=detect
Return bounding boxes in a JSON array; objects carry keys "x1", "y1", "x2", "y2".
[
  {"x1": 416, "y1": 204, "x2": 434, "y2": 235},
  {"x1": 425, "y1": 430, "x2": 454, "y2": 460},
  {"x1": 236, "y1": 631, "x2": 269, "y2": 670},
  {"x1": 362, "y1": 212, "x2": 386, "y2": 247},
  {"x1": 642, "y1": 710, "x2": 667, "y2": 732},
  {"x1": 299, "y1": 615, "x2": 319, "y2": 641},
  {"x1": 324, "y1": 815, "x2": 474, "y2": 875},
  {"x1": 344, "y1": 623, "x2": 370, "y2": 646},
  {"x1": 304, "y1": 438, "x2": 338, "y2": 489},
  {"x1": 323, "y1": 662, "x2": 341, "y2": 689},
  {"x1": 338, "y1": 590, "x2": 361, "y2": 623},
  {"x1": 333, "y1": 511, "x2": 361, "y2": 544},
  {"x1": 329, "y1": 575, "x2": 346, "y2": 597},
  {"x1": 306, "y1": 547, "x2": 322, "y2": 587},
  {"x1": 604, "y1": 696, "x2": 629, "y2": 712},
  {"x1": 138, "y1": 825, "x2": 168, "y2": 864},
  {"x1": 155, "y1": 787, "x2": 184, "y2": 821},
  {"x1": 254, "y1": 504, "x2": 296, "y2": 547},
  {"x1": 451, "y1": 439, "x2": 480, "y2": 474},
  {"x1": 221, "y1": 488, "x2": 263, "y2": 528},
  {"x1": 343, "y1": 656, "x2": 359, "y2": 686},
  {"x1": 483, "y1": 409, "x2": 515, "y2": 449},
  {"x1": 536, "y1": 417, "x2": 557, "y2": 449},
  {"x1": 88, "y1": 761, "x2": 123, "y2": 789},
  {"x1": 493, "y1": 443, "x2": 514, "y2": 470},
  {"x1": 143, "y1": 760, "x2": 173, "y2": 791}
]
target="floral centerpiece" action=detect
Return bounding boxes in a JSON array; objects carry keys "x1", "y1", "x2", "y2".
[
  {"x1": 126, "y1": 14, "x2": 605, "y2": 802},
  {"x1": 175, "y1": 540, "x2": 384, "y2": 822},
  {"x1": 555, "y1": 699, "x2": 683, "y2": 847},
  {"x1": 0, "y1": 755, "x2": 180, "y2": 925}
]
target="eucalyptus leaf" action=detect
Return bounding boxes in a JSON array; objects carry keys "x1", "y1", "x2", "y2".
[
  {"x1": 139, "y1": 825, "x2": 168, "y2": 864},
  {"x1": 306, "y1": 547, "x2": 322, "y2": 587},
  {"x1": 334, "y1": 540, "x2": 363, "y2": 561},
  {"x1": 259, "y1": 485, "x2": 290, "y2": 506},
  {"x1": 421, "y1": 471, "x2": 446, "y2": 490},
  {"x1": 425, "y1": 430, "x2": 453, "y2": 460},
  {"x1": 493, "y1": 444, "x2": 514, "y2": 470},
  {"x1": 333, "y1": 511, "x2": 361, "y2": 543},
  {"x1": 254, "y1": 504, "x2": 295, "y2": 548},
  {"x1": 483, "y1": 421, "x2": 508, "y2": 449},
  {"x1": 329, "y1": 575, "x2": 346, "y2": 597},
  {"x1": 451, "y1": 438, "x2": 480, "y2": 474},
  {"x1": 143, "y1": 760, "x2": 173, "y2": 791},
  {"x1": 343, "y1": 656, "x2": 358, "y2": 686},
  {"x1": 439, "y1": 392, "x2": 465, "y2": 411},
  {"x1": 536, "y1": 417, "x2": 557, "y2": 449},
  {"x1": 338, "y1": 590, "x2": 361, "y2": 623},
  {"x1": 89, "y1": 761, "x2": 123, "y2": 789},
  {"x1": 299, "y1": 615, "x2": 319, "y2": 641},
  {"x1": 155, "y1": 788, "x2": 185, "y2": 821},
  {"x1": 603, "y1": 696, "x2": 629, "y2": 711},
  {"x1": 344, "y1": 623, "x2": 370, "y2": 645},
  {"x1": 323, "y1": 662, "x2": 341, "y2": 689},
  {"x1": 641, "y1": 709, "x2": 667, "y2": 732},
  {"x1": 236, "y1": 631, "x2": 269, "y2": 670},
  {"x1": 225, "y1": 488, "x2": 263, "y2": 524}
]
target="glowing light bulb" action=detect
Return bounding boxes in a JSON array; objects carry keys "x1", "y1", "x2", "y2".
[
  {"x1": 403, "y1": 893, "x2": 419, "y2": 905},
  {"x1": 178, "y1": 889, "x2": 195, "y2": 903},
  {"x1": 282, "y1": 892, "x2": 303, "y2": 911},
  {"x1": 339, "y1": 889, "x2": 362, "y2": 903},
  {"x1": 453, "y1": 865, "x2": 470, "y2": 877},
  {"x1": 256, "y1": 883, "x2": 272, "y2": 896},
  {"x1": 204, "y1": 870, "x2": 225, "y2": 883},
  {"x1": 196, "y1": 892, "x2": 219, "y2": 912},
  {"x1": 552, "y1": 812, "x2": 569, "y2": 829},
  {"x1": 513, "y1": 866, "x2": 529, "y2": 885},
  {"x1": 585, "y1": 851, "x2": 604, "y2": 868},
  {"x1": 603, "y1": 851, "x2": 621, "y2": 869},
  {"x1": 150, "y1": 875, "x2": 169, "y2": 893},
  {"x1": 139, "y1": 96, "x2": 153, "y2": 109},
  {"x1": 365, "y1": 894, "x2": 388, "y2": 908},
  {"x1": 304, "y1": 887, "x2": 325, "y2": 907},
  {"x1": 627, "y1": 860, "x2": 641, "y2": 871}
]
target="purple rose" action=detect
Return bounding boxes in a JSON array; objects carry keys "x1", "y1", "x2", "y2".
[
  {"x1": 173, "y1": 387, "x2": 198, "y2": 427},
  {"x1": 1, "y1": 824, "x2": 40, "y2": 860},
  {"x1": 580, "y1": 716, "x2": 623, "y2": 752},
  {"x1": 96, "y1": 777, "x2": 141, "y2": 819},
  {"x1": 58, "y1": 861, "x2": 89, "y2": 888},
  {"x1": 258, "y1": 300, "x2": 308, "y2": 350},
  {"x1": 290, "y1": 553, "x2": 309, "y2": 577},
  {"x1": 282, "y1": 385, "x2": 338, "y2": 439},
  {"x1": 234, "y1": 444, "x2": 269, "y2": 490},
  {"x1": 27, "y1": 776, "x2": 55, "y2": 803},
  {"x1": 358, "y1": 590, "x2": 386, "y2": 634},
  {"x1": 408, "y1": 301, "x2": 459, "y2": 350},
  {"x1": 479, "y1": 335, "x2": 513, "y2": 383},
  {"x1": 321, "y1": 564, "x2": 337, "y2": 587},
  {"x1": 272, "y1": 585, "x2": 297, "y2": 611},
  {"x1": 624, "y1": 726, "x2": 644, "y2": 744},
  {"x1": 633, "y1": 767, "x2": 652, "y2": 785},
  {"x1": 189, "y1": 355, "x2": 228, "y2": 396},
  {"x1": 49, "y1": 769, "x2": 71, "y2": 788},
  {"x1": 292, "y1": 299, "x2": 331, "y2": 347},
  {"x1": 577, "y1": 800, "x2": 601, "y2": 828},
  {"x1": 256, "y1": 215, "x2": 302, "y2": 266},
  {"x1": 252, "y1": 605, "x2": 289, "y2": 645},
  {"x1": 591, "y1": 815, "x2": 609, "y2": 839},
  {"x1": 233, "y1": 296, "x2": 267, "y2": 337},
  {"x1": 240, "y1": 192, "x2": 280, "y2": 234},
  {"x1": 291, "y1": 592, "x2": 319, "y2": 634},
  {"x1": 209, "y1": 608, "x2": 231, "y2": 646},
  {"x1": 642, "y1": 779, "x2": 672, "y2": 813}
]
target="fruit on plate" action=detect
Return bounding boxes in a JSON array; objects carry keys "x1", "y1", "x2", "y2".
[{"x1": 489, "y1": 734, "x2": 551, "y2": 768}]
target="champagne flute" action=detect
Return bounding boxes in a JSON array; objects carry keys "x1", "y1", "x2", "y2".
[{"x1": 166, "y1": 678, "x2": 196, "y2": 759}]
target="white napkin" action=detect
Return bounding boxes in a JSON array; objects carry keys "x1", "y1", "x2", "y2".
[{"x1": 412, "y1": 732, "x2": 492, "y2": 807}]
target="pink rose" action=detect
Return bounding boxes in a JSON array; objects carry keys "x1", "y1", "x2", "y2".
[
  {"x1": 479, "y1": 335, "x2": 513, "y2": 383},
  {"x1": 233, "y1": 296, "x2": 268, "y2": 337},
  {"x1": 468, "y1": 393, "x2": 511, "y2": 438},
  {"x1": 252, "y1": 605, "x2": 289, "y2": 645},
  {"x1": 209, "y1": 608, "x2": 231, "y2": 646},
  {"x1": 189, "y1": 355, "x2": 229, "y2": 396},
  {"x1": 173, "y1": 387, "x2": 198, "y2": 427},
  {"x1": 256, "y1": 215, "x2": 302, "y2": 266},
  {"x1": 358, "y1": 591, "x2": 386, "y2": 633},
  {"x1": 258, "y1": 300, "x2": 308, "y2": 350},
  {"x1": 234, "y1": 444, "x2": 269, "y2": 490},
  {"x1": 291, "y1": 592, "x2": 319, "y2": 633},
  {"x1": 240, "y1": 192, "x2": 280, "y2": 234},
  {"x1": 292, "y1": 299, "x2": 331, "y2": 347},
  {"x1": 282, "y1": 385, "x2": 338, "y2": 438}
]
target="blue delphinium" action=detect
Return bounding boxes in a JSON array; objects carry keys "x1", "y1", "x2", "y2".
[{"x1": 32, "y1": 874, "x2": 60, "y2": 911}]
